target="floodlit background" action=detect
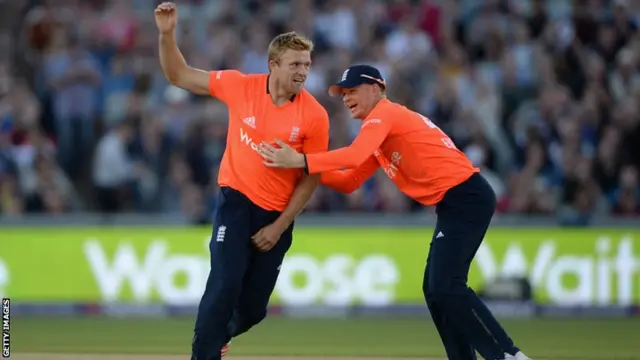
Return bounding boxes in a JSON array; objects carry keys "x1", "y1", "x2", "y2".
[{"x1": 1, "y1": 0, "x2": 640, "y2": 359}]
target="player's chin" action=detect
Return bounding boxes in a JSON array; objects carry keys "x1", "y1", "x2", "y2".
[
  {"x1": 291, "y1": 81, "x2": 305, "y2": 92},
  {"x1": 349, "y1": 107, "x2": 363, "y2": 119}
]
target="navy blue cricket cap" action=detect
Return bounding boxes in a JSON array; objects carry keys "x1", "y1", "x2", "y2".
[{"x1": 328, "y1": 65, "x2": 387, "y2": 97}]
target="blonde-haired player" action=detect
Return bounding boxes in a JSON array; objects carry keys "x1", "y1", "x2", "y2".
[{"x1": 155, "y1": 3, "x2": 329, "y2": 359}]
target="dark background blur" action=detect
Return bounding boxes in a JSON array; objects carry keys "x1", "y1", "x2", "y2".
[{"x1": 0, "y1": 0, "x2": 638, "y2": 225}]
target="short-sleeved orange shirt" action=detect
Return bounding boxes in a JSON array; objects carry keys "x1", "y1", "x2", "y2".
[
  {"x1": 209, "y1": 70, "x2": 329, "y2": 211},
  {"x1": 310, "y1": 98, "x2": 479, "y2": 206}
]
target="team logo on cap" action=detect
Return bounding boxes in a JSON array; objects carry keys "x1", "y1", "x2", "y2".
[{"x1": 341, "y1": 69, "x2": 349, "y2": 81}]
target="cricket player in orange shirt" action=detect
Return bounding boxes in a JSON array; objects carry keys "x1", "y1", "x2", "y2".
[
  {"x1": 155, "y1": 3, "x2": 329, "y2": 360},
  {"x1": 259, "y1": 65, "x2": 532, "y2": 360}
]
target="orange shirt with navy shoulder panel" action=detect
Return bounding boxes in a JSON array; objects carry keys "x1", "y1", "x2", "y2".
[
  {"x1": 312, "y1": 98, "x2": 479, "y2": 206},
  {"x1": 209, "y1": 70, "x2": 329, "y2": 211}
]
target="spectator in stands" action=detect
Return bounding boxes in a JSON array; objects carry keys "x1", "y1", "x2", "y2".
[
  {"x1": 92, "y1": 120, "x2": 134, "y2": 213},
  {"x1": 21, "y1": 152, "x2": 77, "y2": 213},
  {"x1": 0, "y1": 115, "x2": 20, "y2": 215},
  {"x1": 609, "y1": 47, "x2": 640, "y2": 102},
  {"x1": 609, "y1": 164, "x2": 640, "y2": 216},
  {"x1": 0, "y1": 0, "x2": 637, "y2": 224},
  {"x1": 41, "y1": 28, "x2": 102, "y2": 177}
]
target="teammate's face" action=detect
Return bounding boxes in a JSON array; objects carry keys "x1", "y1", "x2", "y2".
[
  {"x1": 341, "y1": 84, "x2": 379, "y2": 119},
  {"x1": 270, "y1": 49, "x2": 311, "y2": 94}
]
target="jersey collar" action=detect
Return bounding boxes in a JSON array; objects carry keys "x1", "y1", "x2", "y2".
[{"x1": 266, "y1": 75, "x2": 296, "y2": 102}]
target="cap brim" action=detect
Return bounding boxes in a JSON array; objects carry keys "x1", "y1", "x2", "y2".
[
  {"x1": 328, "y1": 84, "x2": 345, "y2": 97},
  {"x1": 327, "y1": 79, "x2": 360, "y2": 97}
]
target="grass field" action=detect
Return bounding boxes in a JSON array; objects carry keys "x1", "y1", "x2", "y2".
[{"x1": 8, "y1": 316, "x2": 640, "y2": 360}]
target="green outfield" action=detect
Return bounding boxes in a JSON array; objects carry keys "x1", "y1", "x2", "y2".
[{"x1": 9, "y1": 316, "x2": 640, "y2": 359}]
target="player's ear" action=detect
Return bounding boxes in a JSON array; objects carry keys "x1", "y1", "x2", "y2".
[
  {"x1": 374, "y1": 84, "x2": 384, "y2": 97},
  {"x1": 268, "y1": 59, "x2": 278, "y2": 73}
]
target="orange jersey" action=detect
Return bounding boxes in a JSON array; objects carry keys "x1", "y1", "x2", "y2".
[
  {"x1": 209, "y1": 70, "x2": 329, "y2": 211},
  {"x1": 310, "y1": 98, "x2": 479, "y2": 206}
]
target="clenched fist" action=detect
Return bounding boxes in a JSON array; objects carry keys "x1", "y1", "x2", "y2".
[{"x1": 154, "y1": 2, "x2": 178, "y2": 34}]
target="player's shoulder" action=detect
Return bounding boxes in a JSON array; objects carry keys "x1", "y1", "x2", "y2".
[
  {"x1": 214, "y1": 71, "x2": 264, "y2": 84},
  {"x1": 211, "y1": 69, "x2": 248, "y2": 79},
  {"x1": 209, "y1": 69, "x2": 250, "y2": 96},
  {"x1": 366, "y1": 98, "x2": 401, "y2": 120},
  {"x1": 297, "y1": 89, "x2": 329, "y2": 120},
  {"x1": 382, "y1": 98, "x2": 408, "y2": 113},
  {"x1": 362, "y1": 99, "x2": 414, "y2": 130},
  {"x1": 245, "y1": 73, "x2": 268, "y2": 82},
  {"x1": 242, "y1": 73, "x2": 268, "y2": 87},
  {"x1": 232, "y1": 73, "x2": 267, "y2": 97}
]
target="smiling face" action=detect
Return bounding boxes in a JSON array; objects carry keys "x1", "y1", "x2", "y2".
[
  {"x1": 340, "y1": 83, "x2": 383, "y2": 119},
  {"x1": 269, "y1": 49, "x2": 311, "y2": 94},
  {"x1": 267, "y1": 32, "x2": 314, "y2": 96}
]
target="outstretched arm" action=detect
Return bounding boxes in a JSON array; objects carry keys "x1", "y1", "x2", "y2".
[
  {"x1": 259, "y1": 118, "x2": 390, "y2": 173},
  {"x1": 305, "y1": 118, "x2": 390, "y2": 174},
  {"x1": 321, "y1": 156, "x2": 379, "y2": 193}
]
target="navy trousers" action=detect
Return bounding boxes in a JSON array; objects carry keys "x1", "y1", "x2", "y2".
[
  {"x1": 191, "y1": 187, "x2": 293, "y2": 360},
  {"x1": 423, "y1": 173, "x2": 520, "y2": 360}
]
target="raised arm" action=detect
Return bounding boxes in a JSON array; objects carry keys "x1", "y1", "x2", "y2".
[{"x1": 155, "y1": 2, "x2": 209, "y2": 95}]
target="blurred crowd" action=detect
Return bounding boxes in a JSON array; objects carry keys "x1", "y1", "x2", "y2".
[{"x1": 0, "y1": 0, "x2": 639, "y2": 224}]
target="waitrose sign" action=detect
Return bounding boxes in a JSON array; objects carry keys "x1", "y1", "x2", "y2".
[
  {"x1": 475, "y1": 234, "x2": 637, "y2": 305},
  {"x1": 1, "y1": 228, "x2": 639, "y2": 306}
]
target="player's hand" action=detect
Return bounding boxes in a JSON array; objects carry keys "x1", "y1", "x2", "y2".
[
  {"x1": 154, "y1": 2, "x2": 178, "y2": 34},
  {"x1": 252, "y1": 223, "x2": 284, "y2": 252},
  {"x1": 259, "y1": 139, "x2": 306, "y2": 168}
]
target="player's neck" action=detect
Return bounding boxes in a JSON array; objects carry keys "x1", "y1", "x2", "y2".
[
  {"x1": 267, "y1": 76, "x2": 295, "y2": 106},
  {"x1": 361, "y1": 96, "x2": 384, "y2": 119},
  {"x1": 371, "y1": 96, "x2": 384, "y2": 109}
]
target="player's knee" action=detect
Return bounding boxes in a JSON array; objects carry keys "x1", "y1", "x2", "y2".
[
  {"x1": 424, "y1": 279, "x2": 458, "y2": 304},
  {"x1": 423, "y1": 280, "x2": 442, "y2": 305},
  {"x1": 422, "y1": 272, "x2": 446, "y2": 300},
  {"x1": 424, "y1": 286, "x2": 443, "y2": 303},
  {"x1": 422, "y1": 276, "x2": 431, "y2": 300},
  {"x1": 238, "y1": 306, "x2": 267, "y2": 329},
  {"x1": 204, "y1": 278, "x2": 244, "y2": 314}
]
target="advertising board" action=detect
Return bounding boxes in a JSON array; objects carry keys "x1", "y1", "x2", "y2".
[{"x1": 2, "y1": 228, "x2": 638, "y2": 306}]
